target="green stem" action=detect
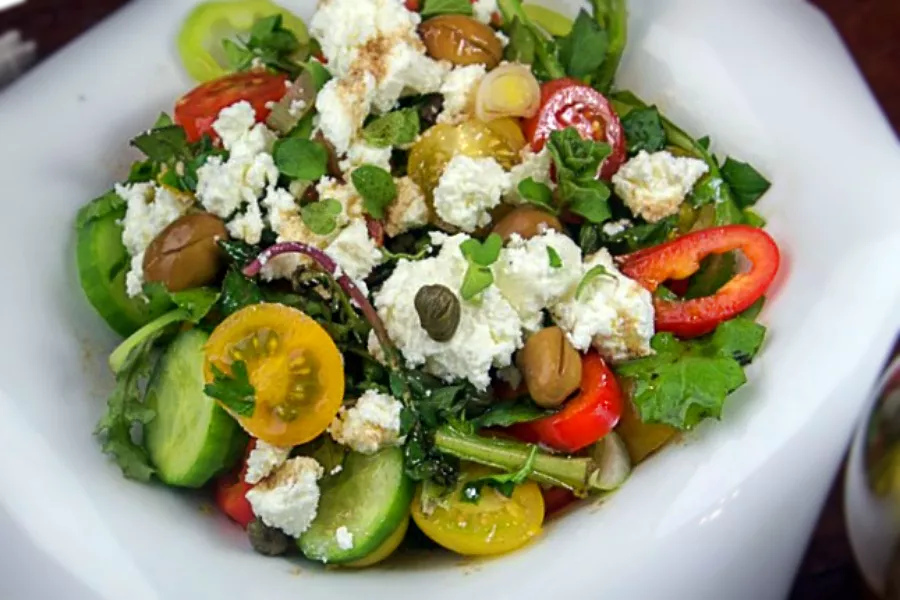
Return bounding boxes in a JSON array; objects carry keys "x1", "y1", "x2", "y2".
[
  {"x1": 108, "y1": 309, "x2": 186, "y2": 374},
  {"x1": 434, "y1": 426, "x2": 592, "y2": 493},
  {"x1": 592, "y1": 0, "x2": 628, "y2": 92},
  {"x1": 497, "y1": 0, "x2": 566, "y2": 79}
]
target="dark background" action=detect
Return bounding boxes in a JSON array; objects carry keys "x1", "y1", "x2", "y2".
[{"x1": 2, "y1": 1, "x2": 898, "y2": 597}]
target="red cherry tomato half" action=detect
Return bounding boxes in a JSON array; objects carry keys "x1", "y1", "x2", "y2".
[
  {"x1": 523, "y1": 78, "x2": 627, "y2": 180},
  {"x1": 175, "y1": 71, "x2": 289, "y2": 143}
]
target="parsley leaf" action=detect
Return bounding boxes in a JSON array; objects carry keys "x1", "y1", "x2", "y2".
[
  {"x1": 621, "y1": 107, "x2": 667, "y2": 154},
  {"x1": 362, "y1": 108, "x2": 420, "y2": 148},
  {"x1": 547, "y1": 127, "x2": 613, "y2": 224},
  {"x1": 204, "y1": 361, "x2": 256, "y2": 417},
  {"x1": 421, "y1": 0, "x2": 473, "y2": 18},
  {"x1": 616, "y1": 318, "x2": 767, "y2": 430},
  {"x1": 576, "y1": 264, "x2": 616, "y2": 300},
  {"x1": 273, "y1": 138, "x2": 328, "y2": 181},
  {"x1": 459, "y1": 234, "x2": 502, "y2": 301},
  {"x1": 558, "y1": 10, "x2": 609, "y2": 79},
  {"x1": 301, "y1": 198, "x2": 342, "y2": 235},
  {"x1": 219, "y1": 268, "x2": 265, "y2": 316},
  {"x1": 517, "y1": 178, "x2": 557, "y2": 213},
  {"x1": 351, "y1": 165, "x2": 398, "y2": 219},
  {"x1": 462, "y1": 445, "x2": 539, "y2": 501},
  {"x1": 547, "y1": 246, "x2": 563, "y2": 269},
  {"x1": 721, "y1": 158, "x2": 771, "y2": 208},
  {"x1": 95, "y1": 333, "x2": 161, "y2": 481}
]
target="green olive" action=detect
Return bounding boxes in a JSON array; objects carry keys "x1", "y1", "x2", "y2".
[
  {"x1": 418, "y1": 15, "x2": 503, "y2": 69},
  {"x1": 143, "y1": 213, "x2": 228, "y2": 292},
  {"x1": 517, "y1": 327, "x2": 582, "y2": 408},
  {"x1": 247, "y1": 518, "x2": 291, "y2": 556},
  {"x1": 415, "y1": 284, "x2": 461, "y2": 342},
  {"x1": 491, "y1": 207, "x2": 563, "y2": 242}
]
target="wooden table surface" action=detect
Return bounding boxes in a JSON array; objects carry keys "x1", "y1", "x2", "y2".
[{"x1": 1, "y1": 1, "x2": 898, "y2": 598}]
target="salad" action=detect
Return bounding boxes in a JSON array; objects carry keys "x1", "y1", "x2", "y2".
[{"x1": 75, "y1": 0, "x2": 781, "y2": 564}]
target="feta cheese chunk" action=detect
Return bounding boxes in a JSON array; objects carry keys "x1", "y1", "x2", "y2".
[
  {"x1": 494, "y1": 230, "x2": 583, "y2": 331},
  {"x1": 612, "y1": 150, "x2": 709, "y2": 223},
  {"x1": 329, "y1": 390, "x2": 404, "y2": 454},
  {"x1": 339, "y1": 140, "x2": 393, "y2": 173},
  {"x1": 602, "y1": 218, "x2": 632, "y2": 237},
  {"x1": 472, "y1": 0, "x2": 499, "y2": 24},
  {"x1": 246, "y1": 457, "x2": 324, "y2": 538},
  {"x1": 505, "y1": 147, "x2": 555, "y2": 204},
  {"x1": 245, "y1": 441, "x2": 292, "y2": 485},
  {"x1": 433, "y1": 156, "x2": 511, "y2": 232},
  {"x1": 385, "y1": 177, "x2": 429, "y2": 237},
  {"x1": 551, "y1": 249, "x2": 655, "y2": 362},
  {"x1": 315, "y1": 74, "x2": 377, "y2": 157},
  {"x1": 325, "y1": 218, "x2": 384, "y2": 285},
  {"x1": 335, "y1": 526, "x2": 354, "y2": 551},
  {"x1": 373, "y1": 233, "x2": 523, "y2": 389},
  {"x1": 438, "y1": 65, "x2": 486, "y2": 125}
]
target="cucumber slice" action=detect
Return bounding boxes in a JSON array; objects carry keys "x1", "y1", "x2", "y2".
[
  {"x1": 76, "y1": 205, "x2": 171, "y2": 337},
  {"x1": 299, "y1": 447, "x2": 413, "y2": 564},
  {"x1": 145, "y1": 329, "x2": 247, "y2": 488}
]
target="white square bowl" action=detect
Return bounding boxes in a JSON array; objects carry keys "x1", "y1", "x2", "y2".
[{"x1": 2, "y1": 1, "x2": 900, "y2": 598}]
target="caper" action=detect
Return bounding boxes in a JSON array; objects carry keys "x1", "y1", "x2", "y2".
[
  {"x1": 517, "y1": 326, "x2": 582, "y2": 408},
  {"x1": 414, "y1": 284, "x2": 461, "y2": 342},
  {"x1": 247, "y1": 518, "x2": 291, "y2": 556}
]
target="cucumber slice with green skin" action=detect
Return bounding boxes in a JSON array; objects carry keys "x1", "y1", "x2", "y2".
[
  {"x1": 299, "y1": 447, "x2": 413, "y2": 564},
  {"x1": 145, "y1": 329, "x2": 247, "y2": 488},
  {"x1": 76, "y1": 206, "x2": 171, "y2": 337}
]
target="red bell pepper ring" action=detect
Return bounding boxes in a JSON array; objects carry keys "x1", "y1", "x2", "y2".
[
  {"x1": 509, "y1": 353, "x2": 623, "y2": 453},
  {"x1": 213, "y1": 439, "x2": 256, "y2": 528},
  {"x1": 522, "y1": 78, "x2": 627, "y2": 180},
  {"x1": 620, "y1": 225, "x2": 781, "y2": 339}
]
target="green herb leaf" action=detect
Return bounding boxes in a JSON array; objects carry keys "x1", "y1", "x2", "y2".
[
  {"x1": 743, "y1": 208, "x2": 766, "y2": 228},
  {"x1": 218, "y1": 239, "x2": 262, "y2": 267},
  {"x1": 169, "y1": 288, "x2": 221, "y2": 323},
  {"x1": 563, "y1": 179, "x2": 612, "y2": 224},
  {"x1": 351, "y1": 165, "x2": 398, "y2": 219},
  {"x1": 547, "y1": 246, "x2": 563, "y2": 269},
  {"x1": 460, "y1": 266, "x2": 495, "y2": 301},
  {"x1": 504, "y1": 18, "x2": 537, "y2": 64},
  {"x1": 621, "y1": 107, "x2": 667, "y2": 154},
  {"x1": 223, "y1": 38, "x2": 254, "y2": 71},
  {"x1": 303, "y1": 60, "x2": 332, "y2": 91},
  {"x1": 616, "y1": 318, "x2": 767, "y2": 430},
  {"x1": 421, "y1": 0, "x2": 473, "y2": 18},
  {"x1": 460, "y1": 233, "x2": 503, "y2": 267},
  {"x1": 301, "y1": 198, "x2": 343, "y2": 235},
  {"x1": 471, "y1": 401, "x2": 551, "y2": 429},
  {"x1": 219, "y1": 269, "x2": 265, "y2": 316},
  {"x1": 517, "y1": 178, "x2": 557, "y2": 213},
  {"x1": 546, "y1": 127, "x2": 613, "y2": 223},
  {"x1": 462, "y1": 445, "x2": 539, "y2": 501},
  {"x1": 153, "y1": 113, "x2": 174, "y2": 128},
  {"x1": 558, "y1": 10, "x2": 608, "y2": 79},
  {"x1": 131, "y1": 126, "x2": 190, "y2": 163},
  {"x1": 576, "y1": 264, "x2": 615, "y2": 300},
  {"x1": 274, "y1": 138, "x2": 328, "y2": 181},
  {"x1": 740, "y1": 297, "x2": 766, "y2": 321},
  {"x1": 362, "y1": 108, "x2": 420, "y2": 148},
  {"x1": 204, "y1": 361, "x2": 256, "y2": 417},
  {"x1": 721, "y1": 158, "x2": 771, "y2": 208},
  {"x1": 684, "y1": 253, "x2": 735, "y2": 300},
  {"x1": 250, "y1": 15, "x2": 299, "y2": 53},
  {"x1": 75, "y1": 190, "x2": 125, "y2": 229}
]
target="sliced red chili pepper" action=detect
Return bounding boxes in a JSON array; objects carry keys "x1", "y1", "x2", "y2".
[
  {"x1": 509, "y1": 353, "x2": 623, "y2": 453},
  {"x1": 620, "y1": 225, "x2": 780, "y2": 338},
  {"x1": 522, "y1": 78, "x2": 627, "y2": 180}
]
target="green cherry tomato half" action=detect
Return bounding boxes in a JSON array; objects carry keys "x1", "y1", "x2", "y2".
[{"x1": 178, "y1": 0, "x2": 309, "y2": 82}]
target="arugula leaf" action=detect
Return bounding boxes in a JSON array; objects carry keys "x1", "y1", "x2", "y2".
[
  {"x1": 219, "y1": 269, "x2": 264, "y2": 316},
  {"x1": 351, "y1": 165, "x2": 398, "y2": 219},
  {"x1": 743, "y1": 208, "x2": 766, "y2": 228},
  {"x1": 301, "y1": 198, "x2": 343, "y2": 235},
  {"x1": 95, "y1": 333, "x2": 161, "y2": 481},
  {"x1": 362, "y1": 108, "x2": 420, "y2": 148},
  {"x1": 471, "y1": 401, "x2": 551, "y2": 429},
  {"x1": 684, "y1": 253, "x2": 735, "y2": 300},
  {"x1": 75, "y1": 190, "x2": 125, "y2": 229},
  {"x1": 721, "y1": 158, "x2": 771, "y2": 208},
  {"x1": 517, "y1": 178, "x2": 557, "y2": 213},
  {"x1": 131, "y1": 126, "x2": 190, "y2": 163},
  {"x1": 204, "y1": 361, "x2": 256, "y2": 417},
  {"x1": 616, "y1": 318, "x2": 767, "y2": 430},
  {"x1": 504, "y1": 18, "x2": 537, "y2": 64},
  {"x1": 222, "y1": 14, "x2": 308, "y2": 78},
  {"x1": 558, "y1": 10, "x2": 608, "y2": 79},
  {"x1": 459, "y1": 234, "x2": 503, "y2": 301},
  {"x1": 421, "y1": 0, "x2": 473, "y2": 17},
  {"x1": 740, "y1": 297, "x2": 766, "y2": 321},
  {"x1": 546, "y1": 127, "x2": 613, "y2": 224},
  {"x1": 274, "y1": 138, "x2": 328, "y2": 181},
  {"x1": 169, "y1": 288, "x2": 221, "y2": 322},
  {"x1": 547, "y1": 246, "x2": 563, "y2": 269},
  {"x1": 250, "y1": 15, "x2": 299, "y2": 53},
  {"x1": 621, "y1": 107, "x2": 666, "y2": 154},
  {"x1": 462, "y1": 445, "x2": 539, "y2": 501},
  {"x1": 576, "y1": 264, "x2": 615, "y2": 300},
  {"x1": 153, "y1": 113, "x2": 173, "y2": 128}
]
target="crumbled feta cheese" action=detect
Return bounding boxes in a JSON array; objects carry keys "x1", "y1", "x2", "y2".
[
  {"x1": 496, "y1": 364, "x2": 523, "y2": 390},
  {"x1": 117, "y1": 182, "x2": 192, "y2": 297},
  {"x1": 494, "y1": 230, "x2": 583, "y2": 331},
  {"x1": 551, "y1": 249, "x2": 655, "y2": 362},
  {"x1": 325, "y1": 218, "x2": 384, "y2": 283},
  {"x1": 505, "y1": 147, "x2": 556, "y2": 204},
  {"x1": 385, "y1": 177, "x2": 429, "y2": 237},
  {"x1": 288, "y1": 99, "x2": 308, "y2": 118},
  {"x1": 437, "y1": 65, "x2": 486, "y2": 125},
  {"x1": 329, "y1": 390, "x2": 404, "y2": 454},
  {"x1": 339, "y1": 140, "x2": 393, "y2": 173},
  {"x1": 335, "y1": 526, "x2": 354, "y2": 551},
  {"x1": 226, "y1": 196, "x2": 265, "y2": 244},
  {"x1": 245, "y1": 441, "x2": 292, "y2": 485},
  {"x1": 373, "y1": 233, "x2": 523, "y2": 389},
  {"x1": 602, "y1": 218, "x2": 632, "y2": 237},
  {"x1": 433, "y1": 155, "x2": 511, "y2": 232},
  {"x1": 472, "y1": 0, "x2": 498, "y2": 24},
  {"x1": 612, "y1": 150, "x2": 709, "y2": 223},
  {"x1": 246, "y1": 457, "x2": 324, "y2": 538},
  {"x1": 211, "y1": 101, "x2": 256, "y2": 150},
  {"x1": 315, "y1": 74, "x2": 377, "y2": 156}
]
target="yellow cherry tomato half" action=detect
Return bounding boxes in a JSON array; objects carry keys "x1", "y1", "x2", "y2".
[
  {"x1": 411, "y1": 465, "x2": 544, "y2": 557},
  {"x1": 204, "y1": 303, "x2": 344, "y2": 447}
]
